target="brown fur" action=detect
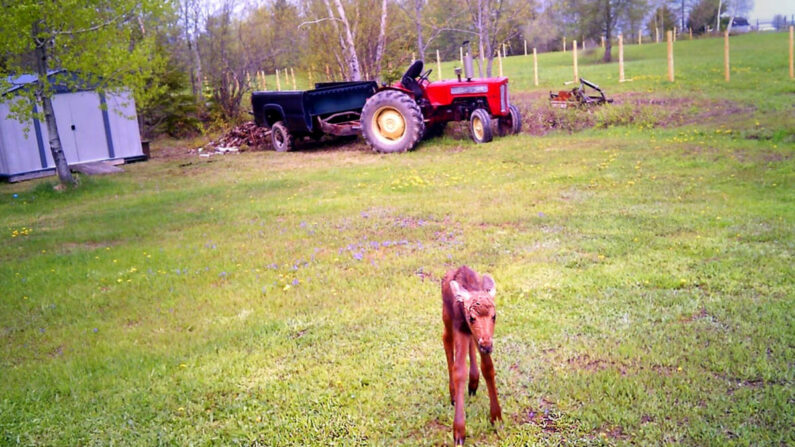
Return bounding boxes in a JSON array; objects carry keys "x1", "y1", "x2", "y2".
[{"x1": 441, "y1": 266, "x2": 502, "y2": 445}]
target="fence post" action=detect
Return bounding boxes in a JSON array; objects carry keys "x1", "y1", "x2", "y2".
[
  {"x1": 674, "y1": 26, "x2": 677, "y2": 41},
  {"x1": 667, "y1": 30, "x2": 675, "y2": 82},
  {"x1": 790, "y1": 26, "x2": 794, "y2": 79},
  {"x1": 533, "y1": 47, "x2": 539, "y2": 86},
  {"x1": 573, "y1": 40, "x2": 579, "y2": 82},
  {"x1": 619, "y1": 34, "x2": 625, "y2": 82},
  {"x1": 638, "y1": 29, "x2": 642, "y2": 45},
  {"x1": 563, "y1": 36, "x2": 566, "y2": 52},
  {"x1": 276, "y1": 69, "x2": 281, "y2": 91},
  {"x1": 524, "y1": 39, "x2": 528, "y2": 56},
  {"x1": 689, "y1": 27, "x2": 693, "y2": 40},
  {"x1": 290, "y1": 68, "x2": 297, "y2": 90},
  {"x1": 601, "y1": 36, "x2": 605, "y2": 48},
  {"x1": 460, "y1": 46, "x2": 463, "y2": 66},
  {"x1": 437, "y1": 49, "x2": 442, "y2": 80},
  {"x1": 724, "y1": 30, "x2": 730, "y2": 82},
  {"x1": 656, "y1": 27, "x2": 660, "y2": 43},
  {"x1": 308, "y1": 68, "x2": 313, "y2": 88}
]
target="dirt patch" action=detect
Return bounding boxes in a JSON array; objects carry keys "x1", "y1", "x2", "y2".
[
  {"x1": 553, "y1": 351, "x2": 679, "y2": 377},
  {"x1": 59, "y1": 240, "x2": 121, "y2": 254},
  {"x1": 567, "y1": 353, "x2": 630, "y2": 375},
  {"x1": 681, "y1": 307, "x2": 710, "y2": 323},
  {"x1": 514, "y1": 397, "x2": 563, "y2": 433},
  {"x1": 590, "y1": 424, "x2": 631, "y2": 441}
]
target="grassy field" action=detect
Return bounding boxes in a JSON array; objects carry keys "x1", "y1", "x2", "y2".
[{"x1": 1, "y1": 33, "x2": 793, "y2": 445}]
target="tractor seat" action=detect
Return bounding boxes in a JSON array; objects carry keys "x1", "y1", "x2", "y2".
[{"x1": 401, "y1": 60, "x2": 425, "y2": 99}]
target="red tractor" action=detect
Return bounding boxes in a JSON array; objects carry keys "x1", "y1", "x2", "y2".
[
  {"x1": 361, "y1": 43, "x2": 521, "y2": 153},
  {"x1": 251, "y1": 43, "x2": 520, "y2": 153}
]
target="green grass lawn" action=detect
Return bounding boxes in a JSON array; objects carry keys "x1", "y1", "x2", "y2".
[{"x1": 1, "y1": 33, "x2": 793, "y2": 445}]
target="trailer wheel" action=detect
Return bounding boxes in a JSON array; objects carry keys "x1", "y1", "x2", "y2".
[
  {"x1": 271, "y1": 121, "x2": 294, "y2": 152},
  {"x1": 498, "y1": 104, "x2": 522, "y2": 136},
  {"x1": 469, "y1": 109, "x2": 493, "y2": 144},
  {"x1": 362, "y1": 90, "x2": 424, "y2": 153}
]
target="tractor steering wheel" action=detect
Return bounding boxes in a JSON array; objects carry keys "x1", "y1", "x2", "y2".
[{"x1": 418, "y1": 69, "x2": 432, "y2": 83}]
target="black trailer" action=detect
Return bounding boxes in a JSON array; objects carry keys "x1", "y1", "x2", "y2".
[{"x1": 251, "y1": 81, "x2": 378, "y2": 151}]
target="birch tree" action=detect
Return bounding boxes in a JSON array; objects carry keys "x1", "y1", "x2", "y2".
[
  {"x1": 0, "y1": 0, "x2": 167, "y2": 187},
  {"x1": 330, "y1": 0, "x2": 363, "y2": 80}
]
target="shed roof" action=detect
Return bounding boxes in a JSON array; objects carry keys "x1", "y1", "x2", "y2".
[{"x1": 2, "y1": 70, "x2": 97, "y2": 96}]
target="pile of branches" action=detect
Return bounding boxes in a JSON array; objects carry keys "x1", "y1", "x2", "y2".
[{"x1": 208, "y1": 121, "x2": 271, "y2": 151}]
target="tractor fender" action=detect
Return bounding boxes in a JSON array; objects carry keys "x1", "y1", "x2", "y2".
[{"x1": 370, "y1": 85, "x2": 415, "y2": 98}]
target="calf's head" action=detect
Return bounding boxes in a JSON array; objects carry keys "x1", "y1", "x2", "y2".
[{"x1": 450, "y1": 276, "x2": 497, "y2": 354}]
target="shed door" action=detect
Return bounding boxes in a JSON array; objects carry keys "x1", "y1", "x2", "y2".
[{"x1": 52, "y1": 92, "x2": 109, "y2": 164}]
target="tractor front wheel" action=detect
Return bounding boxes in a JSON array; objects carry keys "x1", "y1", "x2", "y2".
[
  {"x1": 498, "y1": 104, "x2": 522, "y2": 136},
  {"x1": 362, "y1": 90, "x2": 424, "y2": 153},
  {"x1": 469, "y1": 109, "x2": 493, "y2": 144}
]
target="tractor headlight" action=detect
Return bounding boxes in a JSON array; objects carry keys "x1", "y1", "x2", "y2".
[{"x1": 500, "y1": 84, "x2": 507, "y2": 113}]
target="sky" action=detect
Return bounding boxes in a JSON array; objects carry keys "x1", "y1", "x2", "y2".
[{"x1": 747, "y1": 0, "x2": 795, "y2": 22}]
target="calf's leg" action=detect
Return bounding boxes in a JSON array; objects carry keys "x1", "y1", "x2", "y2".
[
  {"x1": 479, "y1": 353, "x2": 502, "y2": 424},
  {"x1": 468, "y1": 338, "x2": 479, "y2": 396},
  {"x1": 442, "y1": 318, "x2": 455, "y2": 405},
  {"x1": 453, "y1": 331, "x2": 470, "y2": 445}
]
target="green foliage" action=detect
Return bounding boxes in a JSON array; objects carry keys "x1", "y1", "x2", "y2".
[
  {"x1": 0, "y1": 0, "x2": 171, "y2": 121},
  {"x1": 688, "y1": 0, "x2": 723, "y2": 34},
  {"x1": 139, "y1": 64, "x2": 201, "y2": 138},
  {"x1": 646, "y1": 5, "x2": 678, "y2": 36}
]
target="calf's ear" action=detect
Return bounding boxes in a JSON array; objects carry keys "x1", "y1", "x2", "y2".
[
  {"x1": 449, "y1": 280, "x2": 470, "y2": 302},
  {"x1": 482, "y1": 274, "x2": 496, "y2": 298}
]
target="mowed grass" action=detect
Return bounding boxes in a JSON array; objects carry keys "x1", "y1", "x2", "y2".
[{"x1": 1, "y1": 33, "x2": 794, "y2": 445}]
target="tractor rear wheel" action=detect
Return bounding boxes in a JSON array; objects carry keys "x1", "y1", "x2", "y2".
[
  {"x1": 469, "y1": 109, "x2": 493, "y2": 144},
  {"x1": 362, "y1": 90, "x2": 424, "y2": 153},
  {"x1": 497, "y1": 104, "x2": 522, "y2": 136},
  {"x1": 271, "y1": 121, "x2": 294, "y2": 152}
]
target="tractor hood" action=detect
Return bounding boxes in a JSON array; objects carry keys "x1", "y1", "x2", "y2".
[{"x1": 423, "y1": 77, "x2": 510, "y2": 115}]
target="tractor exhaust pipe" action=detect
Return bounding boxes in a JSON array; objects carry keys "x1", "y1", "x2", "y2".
[{"x1": 462, "y1": 41, "x2": 474, "y2": 81}]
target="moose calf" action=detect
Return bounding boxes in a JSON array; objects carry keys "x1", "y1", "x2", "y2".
[{"x1": 441, "y1": 266, "x2": 501, "y2": 445}]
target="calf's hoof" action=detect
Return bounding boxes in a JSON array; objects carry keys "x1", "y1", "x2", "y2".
[
  {"x1": 468, "y1": 385, "x2": 477, "y2": 396},
  {"x1": 489, "y1": 407, "x2": 503, "y2": 425}
]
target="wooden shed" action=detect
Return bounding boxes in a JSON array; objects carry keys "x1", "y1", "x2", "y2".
[{"x1": 0, "y1": 71, "x2": 145, "y2": 182}]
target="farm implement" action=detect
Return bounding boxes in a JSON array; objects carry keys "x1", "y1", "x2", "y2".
[{"x1": 549, "y1": 78, "x2": 613, "y2": 108}]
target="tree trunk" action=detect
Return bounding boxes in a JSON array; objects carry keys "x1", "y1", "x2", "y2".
[
  {"x1": 331, "y1": 0, "x2": 362, "y2": 81},
  {"x1": 602, "y1": 0, "x2": 613, "y2": 63},
  {"x1": 414, "y1": 0, "x2": 424, "y2": 59},
  {"x1": 190, "y1": 37, "x2": 202, "y2": 103},
  {"x1": 374, "y1": 0, "x2": 388, "y2": 78},
  {"x1": 33, "y1": 23, "x2": 75, "y2": 186},
  {"x1": 477, "y1": 0, "x2": 485, "y2": 77}
]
